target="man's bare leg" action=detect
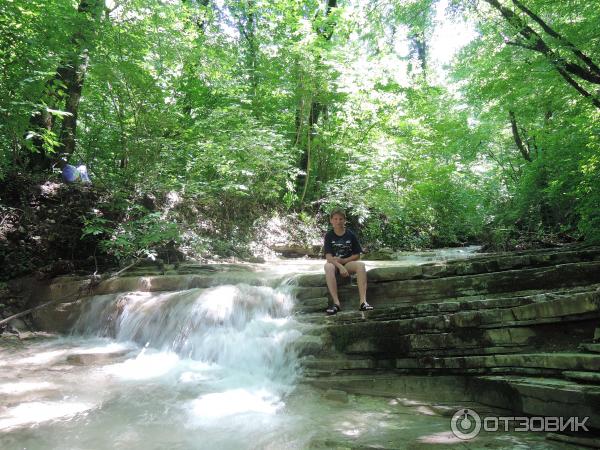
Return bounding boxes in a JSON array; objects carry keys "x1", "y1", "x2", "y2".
[
  {"x1": 324, "y1": 262, "x2": 341, "y2": 306},
  {"x1": 345, "y1": 261, "x2": 367, "y2": 306}
]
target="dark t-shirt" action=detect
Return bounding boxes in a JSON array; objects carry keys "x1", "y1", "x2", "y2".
[{"x1": 324, "y1": 229, "x2": 363, "y2": 259}]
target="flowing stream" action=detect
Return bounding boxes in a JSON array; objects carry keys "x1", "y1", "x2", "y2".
[{"x1": 0, "y1": 249, "x2": 568, "y2": 449}]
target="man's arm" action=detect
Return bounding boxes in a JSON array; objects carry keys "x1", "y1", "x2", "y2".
[
  {"x1": 326, "y1": 253, "x2": 343, "y2": 267},
  {"x1": 335, "y1": 254, "x2": 360, "y2": 264},
  {"x1": 326, "y1": 253, "x2": 359, "y2": 273},
  {"x1": 325, "y1": 252, "x2": 351, "y2": 272}
]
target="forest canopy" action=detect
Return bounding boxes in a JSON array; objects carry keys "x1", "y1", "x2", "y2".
[{"x1": 1, "y1": 0, "x2": 599, "y2": 272}]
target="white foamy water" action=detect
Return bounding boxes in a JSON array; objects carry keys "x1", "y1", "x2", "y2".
[{"x1": 0, "y1": 274, "x2": 304, "y2": 449}]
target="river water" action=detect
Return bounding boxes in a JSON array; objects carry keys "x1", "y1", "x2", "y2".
[{"x1": 0, "y1": 249, "x2": 570, "y2": 449}]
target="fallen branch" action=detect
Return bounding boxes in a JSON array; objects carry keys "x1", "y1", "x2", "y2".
[
  {"x1": 0, "y1": 258, "x2": 142, "y2": 328},
  {"x1": 0, "y1": 299, "x2": 57, "y2": 327},
  {"x1": 110, "y1": 257, "x2": 142, "y2": 279}
]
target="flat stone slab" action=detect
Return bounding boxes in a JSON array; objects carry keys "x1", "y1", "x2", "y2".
[
  {"x1": 295, "y1": 286, "x2": 328, "y2": 300},
  {"x1": 302, "y1": 373, "x2": 475, "y2": 402},
  {"x1": 294, "y1": 250, "x2": 600, "y2": 430},
  {"x1": 510, "y1": 291, "x2": 600, "y2": 322},
  {"x1": 547, "y1": 433, "x2": 600, "y2": 448},
  {"x1": 365, "y1": 261, "x2": 600, "y2": 304},
  {"x1": 293, "y1": 247, "x2": 600, "y2": 287},
  {"x1": 303, "y1": 372, "x2": 600, "y2": 432},
  {"x1": 579, "y1": 343, "x2": 600, "y2": 354},
  {"x1": 470, "y1": 375, "x2": 600, "y2": 429},
  {"x1": 293, "y1": 335, "x2": 327, "y2": 357},
  {"x1": 563, "y1": 371, "x2": 600, "y2": 383},
  {"x1": 302, "y1": 357, "x2": 377, "y2": 371},
  {"x1": 66, "y1": 349, "x2": 130, "y2": 365},
  {"x1": 395, "y1": 352, "x2": 600, "y2": 372},
  {"x1": 293, "y1": 297, "x2": 327, "y2": 314},
  {"x1": 323, "y1": 289, "x2": 599, "y2": 358},
  {"x1": 331, "y1": 290, "x2": 598, "y2": 326},
  {"x1": 361, "y1": 265, "x2": 424, "y2": 283},
  {"x1": 293, "y1": 273, "x2": 325, "y2": 287},
  {"x1": 94, "y1": 274, "x2": 267, "y2": 294}
]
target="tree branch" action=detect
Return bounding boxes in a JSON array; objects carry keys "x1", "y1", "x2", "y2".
[
  {"x1": 563, "y1": 62, "x2": 600, "y2": 84},
  {"x1": 509, "y1": 110, "x2": 532, "y2": 162},
  {"x1": 554, "y1": 65, "x2": 600, "y2": 109},
  {"x1": 511, "y1": 0, "x2": 600, "y2": 77},
  {"x1": 483, "y1": 0, "x2": 600, "y2": 109},
  {"x1": 505, "y1": 39, "x2": 539, "y2": 52}
]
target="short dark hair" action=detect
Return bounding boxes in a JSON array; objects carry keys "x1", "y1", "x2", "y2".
[{"x1": 329, "y1": 207, "x2": 346, "y2": 219}]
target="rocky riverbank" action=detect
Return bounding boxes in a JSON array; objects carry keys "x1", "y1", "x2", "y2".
[{"x1": 291, "y1": 245, "x2": 600, "y2": 440}]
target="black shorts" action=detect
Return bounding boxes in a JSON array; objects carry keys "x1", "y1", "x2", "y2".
[{"x1": 334, "y1": 265, "x2": 354, "y2": 284}]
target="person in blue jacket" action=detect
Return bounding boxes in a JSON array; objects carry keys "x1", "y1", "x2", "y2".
[
  {"x1": 61, "y1": 160, "x2": 91, "y2": 184},
  {"x1": 323, "y1": 208, "x2": 373, "y2": 315}
]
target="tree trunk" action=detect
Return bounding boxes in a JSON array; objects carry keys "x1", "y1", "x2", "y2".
[
  {"x1": 235, "y1": 0, "x2": 259, "y2": 112},
  {"x1": 296, "y1": 0, "x2": 337, "y2": 203},
  {"x1": 59, "y1": 51, "x2": 91, "y2": 157},
  {"x1": 28, "y1": 67, "x2": 72, "y2": 170},
  {"x1": 409, "y1": 30, "x2": 427, "y2": 76},
  {"x1": 27, "y1": 0, "x2": 104, "y2": 170},
  {"x1": 179, "y1": 0, "x2": 211, "y2": 119},
  {"x1": 509, "y1": 110, "x2": 532, "y2": 162}
]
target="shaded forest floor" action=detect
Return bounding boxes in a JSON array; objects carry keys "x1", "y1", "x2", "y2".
[{"x1": 0, "y1": 173, "x2": 325, "y2": 282}]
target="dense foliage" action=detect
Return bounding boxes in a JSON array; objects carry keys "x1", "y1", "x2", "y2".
[{"x1": 1, "y1": 0, "x2": 598, "y2": 273}]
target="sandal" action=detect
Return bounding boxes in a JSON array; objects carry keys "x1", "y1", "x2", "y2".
[
  {"x1": 326, "y1": 304, "x2": 341, "y2": 315},
  {"x1": 359, "y1": 302, "x2": 374, "y2": 311}
]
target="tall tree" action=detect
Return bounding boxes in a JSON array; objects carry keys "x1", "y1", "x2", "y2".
[
  {"x1": 297, "y1": 0, "x2": 338, "y2": 205},
  {"x1": 28, "y1": 0, "x2": 104, "y2": 170}
]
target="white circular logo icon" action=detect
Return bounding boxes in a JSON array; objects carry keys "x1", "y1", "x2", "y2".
[{"x1": 451, "y1": 408, "x2": 482, "y2": 440}]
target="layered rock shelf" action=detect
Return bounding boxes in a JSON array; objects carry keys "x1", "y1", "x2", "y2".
[{"x1": 292, "y1": 246, "x2": 600, "y2": 433}]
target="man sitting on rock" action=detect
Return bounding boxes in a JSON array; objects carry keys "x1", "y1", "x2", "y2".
[{"x1": 323, "y1": 208, "x2": 373, "y2": 315}]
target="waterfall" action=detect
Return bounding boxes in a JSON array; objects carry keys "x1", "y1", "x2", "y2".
[
  {"x1": 73, "y1": 281, "x2": 302, "y2": 417},
  {"x1": 0, "y1": 270, "x2": 308, "y2": 448}
]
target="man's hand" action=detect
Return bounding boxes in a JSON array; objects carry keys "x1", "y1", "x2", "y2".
[{"x1": 325, "y1": 254, "x2": 354, "y2": 277}]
